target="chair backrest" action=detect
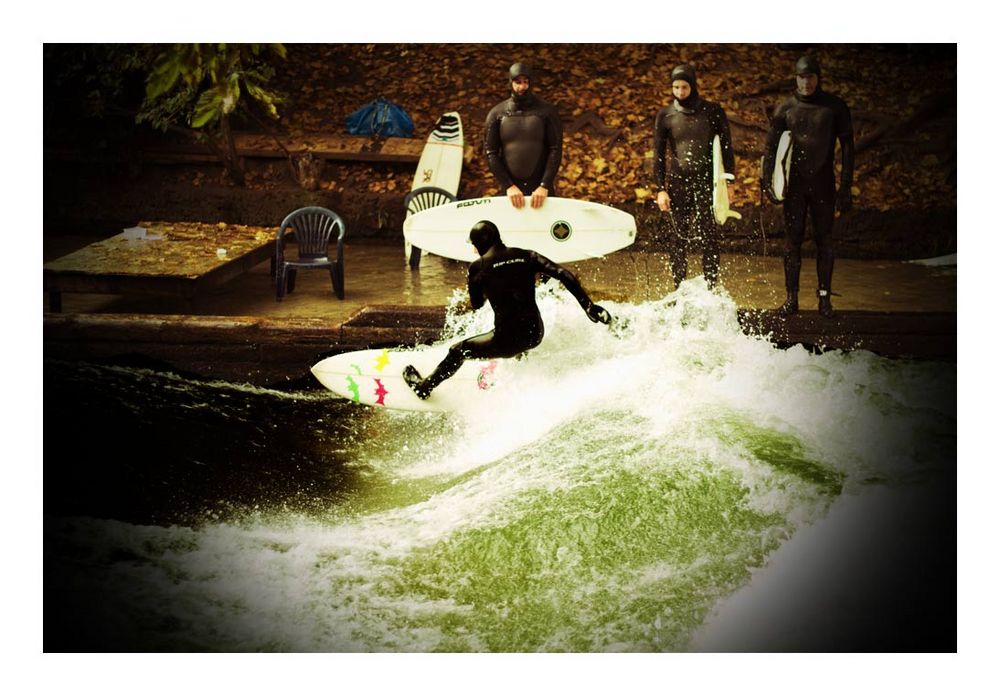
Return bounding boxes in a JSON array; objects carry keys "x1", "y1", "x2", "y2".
[
  {"x1": 404, "y1": 186, "x2": 458, "y2": 217},
  {"x1": 277, "y1": 207, "x2": 346, "y2": 260}
]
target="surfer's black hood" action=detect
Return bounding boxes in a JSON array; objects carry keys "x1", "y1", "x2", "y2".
[
  {"x1": 470, "y1": 220, "x2": 503, "y2": 255},
  {"x1": 794, "y1": 55, "x2": 823, "y2": 103},
  {"x1": 670, "y1": 64, "x2": 701, "y2": 112},
  {"x1": 509, "y1": 62, "x2": 536, "y2": 109}
]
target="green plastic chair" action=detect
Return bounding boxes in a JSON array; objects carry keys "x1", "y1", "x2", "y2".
[
  {"x1": 403, "y1": 186, "x2": 457, "y2": 269},
  {"x1": 275, "y1": 207, "x2": 346, "y2": 301}
]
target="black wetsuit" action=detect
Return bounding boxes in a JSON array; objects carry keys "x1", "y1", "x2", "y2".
[
  {"x1": 484, "y1": 93, "x2": 563, "y2": 195},
  {"x1": 762, "y1": 89, "x2": 854, "y2": 294},
  {"x1": 653, "y1": 98, "x2": 735, "y2": 287},
  {"x1": 412, "y1": 244, "x2": 595, "y2": 395}
]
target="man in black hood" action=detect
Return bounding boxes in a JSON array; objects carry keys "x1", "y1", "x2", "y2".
[
  {"x1": 653, "y1": 63, "x2": 736, "y2": 289},
  {"x1": 403, "y1": 220, "x2": 611, "y2": 400},
  {"x1": 762, "y1": 55, "x2": 855, "y2": 317},
  {"x1": 484, "y1": 62, "x2": 563, "y2": 209}
]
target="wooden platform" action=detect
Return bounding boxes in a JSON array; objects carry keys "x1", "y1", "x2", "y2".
[
  {"x1": 43, "y1": 305, "x2": 956, "y2": 388},
  {"x1": 43, "y1": 221, "x2": 276, "y2": 312}
]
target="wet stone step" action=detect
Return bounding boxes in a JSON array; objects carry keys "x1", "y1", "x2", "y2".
[{"x1": 43, "y1": 306, "x2": 955, "y2": 388}]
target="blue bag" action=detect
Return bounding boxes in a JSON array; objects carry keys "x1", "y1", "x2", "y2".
[{"x1": 345, "y1": 97, "x2": 414, "y2": 138}]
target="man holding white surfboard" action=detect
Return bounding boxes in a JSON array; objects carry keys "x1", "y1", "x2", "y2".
[
  {"x1": 403, "y1": 220, "x2": 611, "y2": 400},
  {"x1": 762, "y1": 55, "x2": 855, "y2": 318},
  {"x1": 484, "y1": 62, "x2": 563, "y2": 209},
  {"x1": 653, "y1": 64, "x2": 735, "y2": 289}
]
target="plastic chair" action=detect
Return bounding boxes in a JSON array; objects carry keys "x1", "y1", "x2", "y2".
[
  {"x1": 403, "y1": 186, "x2": 457, "y2": 269},
  {"x1": 275, "y1": 207, "x2": 346, "y2": 301}
]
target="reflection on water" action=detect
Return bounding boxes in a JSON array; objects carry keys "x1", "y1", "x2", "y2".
[{"x1": 43, "y1": 281, "x2": 956, "y2": 651}]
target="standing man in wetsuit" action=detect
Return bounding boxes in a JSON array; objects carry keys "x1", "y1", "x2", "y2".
[
  {"x1": 653, "y1": 64, "x2": 735, "y2": 289},
  {"x1": 484, "y1": 62, "x2": 563, "y2": 209},
  {"x1": 762, "y1": 55, "x2": 855, "y2": 317},
  {"x1": 404, "y1": 220, "x2": 611, "y2": 400}
]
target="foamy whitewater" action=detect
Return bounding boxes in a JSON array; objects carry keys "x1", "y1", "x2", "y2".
[{"x1": 44, "y1": 280, "x2": 955, "y2": 651}]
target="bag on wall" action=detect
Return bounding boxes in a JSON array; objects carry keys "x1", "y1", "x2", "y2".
[{"x1": 345, "y1": 97, "x2": 414, "y2": 138}]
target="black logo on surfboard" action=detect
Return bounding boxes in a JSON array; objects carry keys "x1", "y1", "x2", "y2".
[
  {"x1": 550, "y1": 221, "x2": 572, "y2": 241},
  {"x1": 457, "y1": 199, "x2": 491, "y2": 209}
]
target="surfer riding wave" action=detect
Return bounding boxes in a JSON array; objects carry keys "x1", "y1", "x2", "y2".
[{"x1": 404, "y1": 220, "x2": 611, "y2": 399}]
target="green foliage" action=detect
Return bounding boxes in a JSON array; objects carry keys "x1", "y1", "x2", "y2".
[
  {"x1": 137, "y1": 43, "x2": 287, "y2": 133},
  {"x1": 132, "y1": 43, "x2": 287, "y2": 184}
]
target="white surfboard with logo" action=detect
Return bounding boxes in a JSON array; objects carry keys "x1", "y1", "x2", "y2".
[
  {"x1": 405, "y1": 112, "x2": 464, "y2": 265},
  {"x1": 403, "y1": 196, "x2": 636, "y2": 263},
  {"x1": 312, "y1": 347, "x2": 499, "y2": 413}
]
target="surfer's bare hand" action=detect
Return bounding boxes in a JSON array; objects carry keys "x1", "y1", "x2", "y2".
[
  {"x1": 530, "y1": 186, "x2": 548, "y2": 209},
  {"x1": 506, "y1": 185, "x2": 525, "y2": 209},
  {"x1": 656, "y1": 190, "x2": 671, "y2": 212}
]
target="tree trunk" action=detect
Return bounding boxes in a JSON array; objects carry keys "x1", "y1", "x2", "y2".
[{"x1": 219, "y1": 114, "x2": 246, "y2": 186}]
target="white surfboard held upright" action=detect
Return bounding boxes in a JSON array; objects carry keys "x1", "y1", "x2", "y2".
[
  {"x1": 403, "y1": 196, "x2": 637, "y2": 263},
  {"x1": 711, "y1": 134, "x2": 742, "y2": 225},
  {"x1": 311, "y1": 347, "x2": 499, "y2": 413},
  {"x1": 405, "y1": 112, "x2": 465, "y2": 264},
  {"x1": 770, "y1": 130, "x2": 793, "y2": 202},
  {"x1": 412, "y1": 112, "x2": 463, "y2": 196}
]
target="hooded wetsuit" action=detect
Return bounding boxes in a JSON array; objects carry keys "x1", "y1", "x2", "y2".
[
  {"x1": 406, "y1": 232, "x2": 605, "y2": 399},
  {"x1": 484, "y1": 75, "x2": 563, "y2": 196},
  {"x1": 653, "y1": 66, "x2": 735, "y2": 288},
  {"x1": 462, "y1": 244, "x2": 592, "y2": 356},
  {"x1": 762, "y1": 79, "x2": 854, "y2": 295}
]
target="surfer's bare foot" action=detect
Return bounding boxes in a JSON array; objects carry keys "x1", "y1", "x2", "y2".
[{"x1": 403, "y1": 365, "x2": 431, "y2": 400}]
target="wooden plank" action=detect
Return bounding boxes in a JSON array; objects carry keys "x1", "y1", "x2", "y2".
[
  {"x1": 230, "y1": 133, "x2": 425, "y2": 160},
  {"x1": 135, "y1": 133, "x2": 474, "y2": 166},
  {"x1": 49, "y1": 131, "x2": 477, "y2": 166}
]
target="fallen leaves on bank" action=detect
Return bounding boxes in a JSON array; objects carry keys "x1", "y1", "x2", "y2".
[{"x1": 258, "y1": 43, "x2": 955, "y2": 211}]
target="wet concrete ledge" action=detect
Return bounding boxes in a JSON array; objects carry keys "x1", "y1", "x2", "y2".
[{"x1": 43, "y1": 305, "x2": 956, "y2": 388}]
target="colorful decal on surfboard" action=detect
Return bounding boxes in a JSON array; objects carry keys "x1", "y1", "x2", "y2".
[
  {"x1": 311, "y1": 349, "x2": 503, "y2": 413},
  {"x1": 421, "y1": 168, "x2": 434, "y2": 183},
  {"x1": 345, "y1": 375, "x2": 361, "y2": 402},
  {"x1": 374, "y1": 379, "x2": 389, "y2": 406},
  {"x1": 431, "y1": 114, "x2": 461, "y2": 142},
  {"x1": 374, "y1": 349, "x2": 390, "y2": 373},
  {"x1": 477, "y1": 361, "x2": 498, "y2": 390},
  {"x1": 550, "y1": 220, "x2": 572, "y2": 241}
]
